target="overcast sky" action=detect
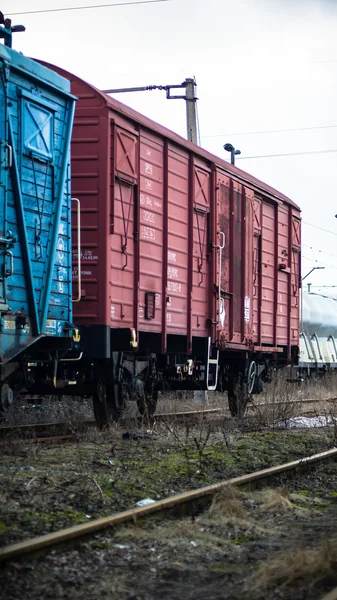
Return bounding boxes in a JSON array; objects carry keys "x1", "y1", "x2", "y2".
[{"x1": 4, "y1": 0, "x2": 337, "y2": 295}]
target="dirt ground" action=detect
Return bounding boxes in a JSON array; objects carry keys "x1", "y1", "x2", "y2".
[{"x1": 1, "y1": 415, "x2": 337, "y2": 599}]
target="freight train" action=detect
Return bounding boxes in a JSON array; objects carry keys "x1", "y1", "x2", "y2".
[{"x1": 0, "y1": 18, "x2": 301, "y2": 424}]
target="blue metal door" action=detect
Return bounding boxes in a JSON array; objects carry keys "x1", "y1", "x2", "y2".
[{"x1": 0, "y1": 69, "x2": 14, "y2": 311}]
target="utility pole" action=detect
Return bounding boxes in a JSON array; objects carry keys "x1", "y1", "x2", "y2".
[
  {"x1": 102, "y1": 78, "x2": 199, "y2": 145},
  {"x1": 184, "y1": 78, "x2": 198, "y2": 145}
]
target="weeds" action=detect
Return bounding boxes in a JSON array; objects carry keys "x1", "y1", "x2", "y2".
[
  {"x1": 249, "y1": 538, "x2": 337, "y2": 592},
  {"x1": 209, "y1": 485, "x2": 246, "y2": 519}
]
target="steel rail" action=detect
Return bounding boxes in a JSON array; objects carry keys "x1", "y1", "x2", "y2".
[
  {"x1": 1, "y1": 397, "x2": 336, "y2": 438},
  {"x1": 0, "y1": 409, "x2": 223, "y2": 436},
  {"x1": 0, "y1": 434, "x2": 80, "y2": 445},
  {"x1": 0, "y1": 419, "x2": 95, "y2": 432},
  {"x1": 1, "y1": 447, "x2": 336, "y2": 563}
]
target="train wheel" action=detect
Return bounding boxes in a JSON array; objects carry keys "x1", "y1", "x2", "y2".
[
  {"x1": 247, "y1": 360, "x2": 257, "y2": 395},
  {"x1": 227, "y1": 374, "x2": 248, "y2": 417},
  {"x1": 93, "y1": 376, "x2": 123, "y2": 429},
  {"x1": 137, "y1": 390, "x2": 158, "y2": 420}
]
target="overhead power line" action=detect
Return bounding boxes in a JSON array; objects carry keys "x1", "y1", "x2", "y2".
[
  {"x1": 303, "y1": 221, "x2": 337, "y2": 237},
  {"x1": 203, "y1": 124, "x2": 337, "y2": 139},
  {"x1": 302, "y1": 255, "x2": 337, "y2": 270},
  {"x1": 9, "y1": 0, "x2": 170, "y2": 16},
  {"x1": 237, "y1": 148, "x2": 337, "y2": 160},
  {"x1": 303, "y1": 244, "x2": 337, "y2": 260}
]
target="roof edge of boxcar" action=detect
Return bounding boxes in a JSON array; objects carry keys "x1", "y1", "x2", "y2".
[
  {"x1": 39, "y1": 61, "x2": 300, "y2": 212},
  {"x1": 0, "y1": 48, "x2": 75, "y2": 97}
]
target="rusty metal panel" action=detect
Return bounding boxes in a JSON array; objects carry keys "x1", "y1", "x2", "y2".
[
  {"x1": 252, "y1": 196, "x2": 262, "y2": 344},
  {"x1": 71, "y1": 104, "x2": 109, "y2": 326},
  {"x1": 192, "y1": 164, "x2": 211, "y2": 337},
  {"x1": 138, "y1": 132, "x2": 164, "y2": 333},
  {"x1": 290, "y1": 213, "x2": 301, "y2": 351},
  {"x1": 242, "y1": 187, "x2": 254, "y2": 342},
  {"x1": 261, "y1": 202, "x2": 275, "y2": 344},
  {"x1": 166, "y1": 146, "x2": 189, "y2": 335},
  {"x1": 216, "y1": 173, "x2": 231, "y2": 344},
  {"x1": 110, "y1": 179, "x2": 136, "y2": 328},
  {"x1": 277, "y1": 205, "x2": 290, "y2": 345},
  {"x1": 115, "y1": 125, "x2": 138, "y2": 182},
  {"x1": 232, "y1": 181, "x2": 243, "y2": 341}
]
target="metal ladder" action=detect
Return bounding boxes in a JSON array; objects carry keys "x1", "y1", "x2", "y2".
[{"x1": 206, "y1": 336, "x2": 219, "y2": 391}]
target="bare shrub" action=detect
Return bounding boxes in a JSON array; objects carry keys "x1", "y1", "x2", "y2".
[
  {"x1": 249, "y1": 371, "x2": 300, "y2": 429},
  {"x1": 248, "y1": 538, "x2": 337, "y2": 592}
]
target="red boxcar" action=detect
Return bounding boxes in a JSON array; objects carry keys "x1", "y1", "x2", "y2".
[{"x1": 43, "y1": 62, "x2": 301, "y2": 423}]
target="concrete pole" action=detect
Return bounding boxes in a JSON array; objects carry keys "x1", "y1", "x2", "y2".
[{"x1": 184, "y1": 78, "x2": 198, "y2": 144}]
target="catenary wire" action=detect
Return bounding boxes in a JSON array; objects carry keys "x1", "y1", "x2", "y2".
[
  {"x1": 303, "y1": 244, "x2": 337, "y2": 260},
  {"x1": 237, "y1": 148, "x2": 337, "y2": 160},
  {"x1": 9, "y1": 0, "x2": 170, "y2": 16},
  {"x1": 302, "y1": 221, "x2": 337, "y2": 237},
  {"x1": 203, "y1": 124, "x2": 337, "y2": 139},
  {"x1": 302, "y1": 256, "x2": 337, "y2": 270}
]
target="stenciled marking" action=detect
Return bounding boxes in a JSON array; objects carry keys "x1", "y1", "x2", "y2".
[
  {"x1": 73, "y1": 267, "x2": 92, "y2": 280},
  {"x1": 141, "y1": 194, "x2": 153, "y2": 208},
  {"x1": 244, "y1": 296, "x2": 250, "y2": 322},
  {"x1": 141, "y1": 226, "x2": 155, "y2": 241},
  {"x1": 57, "y1": 237, "x2": 65, "y2": 263},
  {"x1": 73, "y1": 250, "x2": 98, "y2": 261},
  {"x1": 145, "y1": 162, "x2": 153, "y2": 175},
  {"x1": 143, "y1": 210, "x2": 155, "y2": 224},
  {"x1": 57, "y1": 266, "x2": 67, "y2": 294},
  {"x1": 168, "y1": 251, "x2": 176, "y2": 263},
  {"x1": 168, "y1": 266, "x2": 178, "y2": 279},
  {"x1": 167, "y1": 281, "x2": 181, "y2": 293}
]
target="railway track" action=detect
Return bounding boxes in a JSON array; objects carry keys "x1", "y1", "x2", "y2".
[
  {"x1": 1, "y1": 447, "x2": 336, "y2": 563},
  {"x1": 1, "y1": 397, "x2": 336, "y2": 444}
]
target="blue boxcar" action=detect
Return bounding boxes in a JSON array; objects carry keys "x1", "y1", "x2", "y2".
[{"x1": 0, "y1": 39, "x2": 77, "y2": 408}]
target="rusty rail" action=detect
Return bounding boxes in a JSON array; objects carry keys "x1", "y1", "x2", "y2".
[{"x1": 1, "y1": 447, "x2": 336, "y2": 563}]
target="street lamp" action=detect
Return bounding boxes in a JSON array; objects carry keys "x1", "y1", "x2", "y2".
[
  {"x1": 223, "y1": 143, "x2": 241, "y2": 165},
  {"x1": 302, "y1": 266, "x2": 325, "y2": 281}
]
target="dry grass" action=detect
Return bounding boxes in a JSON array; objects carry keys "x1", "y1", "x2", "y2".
[
  {"x1": 209, "y1": 485, "x2": 246, "y2": 519},
  {"x1": 115, "y1": 519, "x2": 232, "y2": 551},
  {"x1": 249, "y1": 538, "x2": 337, "y2": 592},
  {"x1": 258, "y1": 487, "x2": 293, "y2": 512}
]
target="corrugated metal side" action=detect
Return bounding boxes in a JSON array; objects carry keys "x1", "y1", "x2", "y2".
[
  {"x1": 138, "y1": 131, "x2": 164, "y2": 333},
  {"x1": 166, "y1": 145, "x2": 189, "y2": 336},
  {"x1": 260, "y1": 202, "x2": 276, "y2": 344},
  {"x1": 277, "y1": 205, "x2": 290, "y2": 344},
  {"x1": 242, "y1": 187, "x2": 254, "y2": 343},
  {"x1": 44, "y1": 64, "x2": 301, "y2": 358},
  {"x1": 216, "y1": 173, "x2": 231, "y2": 344},
  {"x1": 192, "y1": 162, "x2": 211, "y2": 337},
  {"x1": 2, "y1": 49, "x2": 74, "y2": 361},
  {"x1": 290, "y1": 213, "x2": 301, "y2": 350},
  {"x1": 69, "y1": 84, "x2": 108, "y2": 326}
]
